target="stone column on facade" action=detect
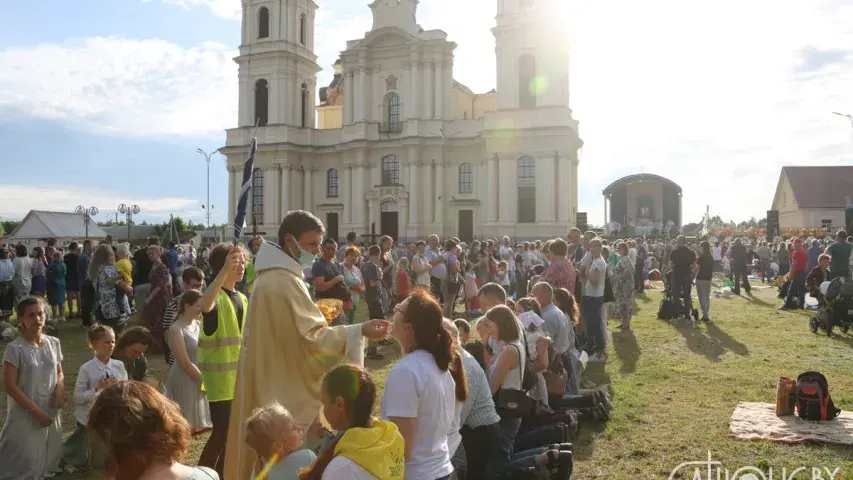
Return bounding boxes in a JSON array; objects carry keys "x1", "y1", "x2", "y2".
[
  {"x1": 408, "y1": 146, "x2": 420, "y2": 225},
  {"x1": 273, "y1": 164, "x2": 282, "y2": 223},
  {"x1": 353, "y1": 149, "x2": 367, "y2": 230},
  {"x1": 342, "y1": 163, "x2": 352, "y2": 225},
  {"x1": 435, "y1": 159, "x2": 444, "y2": 227},
  {"x1": 557, "y1": 153, "x2": 569, "y2": 224},
  {"x1": 486, "y1": 156, "x2": 498, "y2": 222},
  {"x1": 498, "y1": 155, "x2": 514, "y2": 223},
  {"x1": 423, "y1": 159, "x2": 434, "y2": 225},
  {"x1": 356, "y1": 67, "x2": 367, "y2": 123},
  {"x1": 572, "y1": 154, "x2": 579, "y2": 224},
  {"x1": 228, "y1": 166, "x2": 237, "y2": 224},
  {"x1": 303, "y1": 166, "x2": 313, "y2": 212},
  {"x1": 408, "y1": 58, "x2": 419, "y2": 119},
  {"x1": 423, "y1": 61, "x2": 433, "y2": 120},
  {"x1": 238, "y1": 74, "x2": 249, "y2": 127},
  {"x1": 434, "y1": 60, "x2": 443, "y2": 119},
  {"x1": 344, "y1": 71, "x2": 354, "y2": 124},
  {"x1": 443, "y1": 56, "x2": 453, "y2": 120},
  {"x1": 280, "y1": 165, "x2": 291, "y2": 219}
]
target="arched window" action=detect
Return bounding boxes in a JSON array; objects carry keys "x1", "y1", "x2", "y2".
[
  {"x1": 458, "y1": 163, "x2": 473, "y2": 194},
  {"x1": 301, "y1": 82, "x2": 309, "y2": 128},
  {"x1": 517, "y1": 156, "x2": 536, "y2": 223},
  {"x1": 384, "y1": 93, "x2": 401, "y2": 132},
  {"x1": 252, "y1": 168, "x2": 264, "y2": 225},
  {"x1": 258, "y1": 7, "x2": 270, "y2": 39},
  {"x1": 254, "y1": 79, "x2": 269, "y2": 127},
  {"x1": 381, "y1": 155, "x2": 400, "y2": 185},
  {"x1": 299, "y1": 13, "x2": 307, "y2": 45},
  {"x1": 518, "y1": 54, "x2": 536, "y2": 109},
  {"x1": 326, "y1": 168, "x2": 339, "y2": 197}
]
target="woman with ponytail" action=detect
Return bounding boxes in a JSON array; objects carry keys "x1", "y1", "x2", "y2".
[
  {"x1": 300, "y1": 365, "x2": 404, "y2": 479},
  {"x1": 382, "y1": 288, "x2": 464, "y2": 480}
]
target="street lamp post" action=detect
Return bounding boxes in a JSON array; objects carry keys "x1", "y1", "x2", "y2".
[
  {"x1": 197, "y1": 148, "x2": 221, "y2": 228},
  {"x1": 117, "y1": 204, "x2": 141, "y2": 243},
  {"x1": 74, "y1": 205, "x2": 99, "y2": 239}
]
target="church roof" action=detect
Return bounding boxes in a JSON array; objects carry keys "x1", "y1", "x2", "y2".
[
  {"x1": 782, "y1": 166, "x2": 853, "y2": 209},
  {"x1": 602, "y1": 173, "x2": 682, "y2": 195}
]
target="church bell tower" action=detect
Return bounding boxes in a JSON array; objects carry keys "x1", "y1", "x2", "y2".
[
  {"x1": 483, "y1": 0, "x2": 581, "y2": 238},
  {"x1": 494, "y1": 0, "x2": 570, "y2": 110},
  {"x1": 236, "y1": 0, "x2": 322, "y2": 129}
]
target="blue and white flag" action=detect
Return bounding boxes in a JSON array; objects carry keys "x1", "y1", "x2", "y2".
[{"x1": 233, "y1": 137, "x2": 258, "y2": 243}]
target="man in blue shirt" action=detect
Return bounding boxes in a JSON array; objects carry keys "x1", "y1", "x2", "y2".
[
  {"x1": 164, "y1": 242, "x2": 179, "y2": 282},
  {"x1": 807, "y1": 239, "x2": 824, "y2": 271}
]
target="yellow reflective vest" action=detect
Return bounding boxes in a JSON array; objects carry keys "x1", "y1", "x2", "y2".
[
  {"x1": 245, "y1": 258, "x2": 257, "y2": 295},
  {"x1": 198, "y1": 290, "x2": 247, "y2": 402}
]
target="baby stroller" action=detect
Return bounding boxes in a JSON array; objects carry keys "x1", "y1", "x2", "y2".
[
  {"x1": 657, "y1": 270, "x2": 699, "y2": 321},
  {"x1": 809, "y1": 277, "x2": 853, "y2": 337}
]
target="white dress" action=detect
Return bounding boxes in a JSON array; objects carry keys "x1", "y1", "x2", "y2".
[
  {"x1": 0, "y1": 336, "x2": 63, "y2": 480},
  {"x1": 166, "y1": 321, "x2": 212, "y2": 431}
]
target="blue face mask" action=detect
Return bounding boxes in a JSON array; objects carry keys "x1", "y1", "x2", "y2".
[
  {"x1": 298, "y1": 249, "x2": 316, "y2": 267},
  {"x1": 287, "y1": 236, "x2": 316, "y2": 267}
]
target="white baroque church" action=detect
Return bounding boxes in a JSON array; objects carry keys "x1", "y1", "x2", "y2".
[{"x1": 222, "y1": 0, "x2": 582, "y2": 242}]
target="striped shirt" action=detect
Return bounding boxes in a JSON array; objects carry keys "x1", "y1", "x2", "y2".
[
  {"x1": 459, "y1": 348, "x2": 500, "y2": 429},
  {"x1": 162, "y1": 297, "x2": 180, "y2": 365}
]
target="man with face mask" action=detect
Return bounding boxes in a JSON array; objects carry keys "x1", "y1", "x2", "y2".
[{"x1": 224, "y1": 210, "x2": 390, "y2": 480}]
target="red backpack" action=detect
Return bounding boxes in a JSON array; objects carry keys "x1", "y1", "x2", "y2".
[{"x1": 796, "y1": 371, "x2": 841, "y2": 421}]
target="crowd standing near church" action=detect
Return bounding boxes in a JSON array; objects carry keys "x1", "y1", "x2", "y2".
[{"x1": 2, "y1": 210, "x2": 853, "y2": 479}]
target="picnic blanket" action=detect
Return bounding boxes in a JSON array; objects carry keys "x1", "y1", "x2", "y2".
[{"x1": 730, "y1": 402, "x2": 853, "y2": 445}]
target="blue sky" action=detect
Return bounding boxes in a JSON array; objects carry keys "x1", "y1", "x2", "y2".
[{"x1": 1, "y1": 0, "x2": 852, "y2": 226}]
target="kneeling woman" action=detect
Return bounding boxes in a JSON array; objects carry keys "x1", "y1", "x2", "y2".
[
  {"x1": 300, "y1": 364, "x2": 405, "y2": 479},
  {"x1": 482, "y1": 305, "x2": 572, "y2": 477}
]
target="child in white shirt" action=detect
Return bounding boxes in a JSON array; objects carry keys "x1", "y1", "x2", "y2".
[{"x1": 63, "y1": 325, "x2": 128, "y2": 473}]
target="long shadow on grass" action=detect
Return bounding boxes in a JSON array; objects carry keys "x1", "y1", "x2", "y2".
[
  {"x1": 672, "y1": 320, "x2": 749, "y2": 361},
  {"x1": 743, "y1": 292, "x2": 774, "y2": 308},
  {"x1": 611, "y1": 328, "x2": 640, "y2": 373},
  {"x1": 573, "y1": 361, "x2": 612, "y2": 460}
]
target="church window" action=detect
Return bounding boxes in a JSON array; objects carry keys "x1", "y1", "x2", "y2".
[
  {"x1": 258, "y1": 7, "x2": 269, "y2": 39},
  {"x1": 384, "y1": 93, "x2": 402, "y2": 132},
  {"x1": 300, "y1": 13, "x2": 307, "y2": 45},
  {"x1": 518, "y1": 54, "x2": 536, "y2": 109},
  {"x1": 382, "y1": 155, "x2": 400, "y2": 185},
  {"x1": 252, "y1": 168, "x2": 264, "y2": 225},
  {"x1": 327, "y1": 168, "x2": 339, "y2": 197},
  {"x1": 301, "y1": 82, "x2": 309, "y2": 128},
  {"x1": 458, "y1": 163, "x2": 473, "y2": 194},
  {"x1": 254, "y1": 79, "x2": 269, "y2": 127},
  {"x1": 517, "y1": 156, "x2": 536, "y2": 223}
]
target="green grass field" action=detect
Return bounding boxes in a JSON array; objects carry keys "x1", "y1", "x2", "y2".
[{"x1": 3, "y1": 284, "x2": 853, "y2": 479}]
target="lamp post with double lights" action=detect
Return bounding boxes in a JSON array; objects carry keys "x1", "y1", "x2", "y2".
[
  {"x1": 75, "y1": 205, "x2": 99, "y2": 239},
  {"x1": 196, "y1": 148, "x2": 221, "y2": 228},
  {"x1": 117, "y1": 204, "x2": 140, "y2": 243},
  {"x1": 832, "y1": 112, "x2": 853, "y2": 129}
]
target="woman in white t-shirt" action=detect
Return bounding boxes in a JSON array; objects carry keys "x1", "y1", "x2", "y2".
[
  {"x1": 382, "y1": 290, "x2": 467, "y2": 480},
  {"x1": 481, "y1": 306, "x2": 572, "y2": 476}
]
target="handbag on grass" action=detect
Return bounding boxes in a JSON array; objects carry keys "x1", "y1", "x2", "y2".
[{"x1": 494, "y1": 344, "x2": 535, "y2": 418}]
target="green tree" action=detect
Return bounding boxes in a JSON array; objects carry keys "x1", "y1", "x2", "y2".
[{"x1": 1, "y1": 220, "x2": 20, "y2": 235}]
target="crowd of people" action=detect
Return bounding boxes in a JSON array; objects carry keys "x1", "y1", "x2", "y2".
[{"x1": 1, "y1": 211, "x2": 852, "y2": 480}]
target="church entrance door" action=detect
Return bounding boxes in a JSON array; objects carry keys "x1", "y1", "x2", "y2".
[
  {"x1": 458, "y1": 210, "x2": 474, "y2": 242},
  {"x1": 380, "y1": 201, "x2": 399, "y2": 240},
  {"x1": 325, "y1": 212, "x2": 339, "y2": 243}
]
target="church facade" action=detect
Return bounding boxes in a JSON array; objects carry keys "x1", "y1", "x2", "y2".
[{"x1": 222, "y1": 0, "x2": 582, "y2": 242}]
